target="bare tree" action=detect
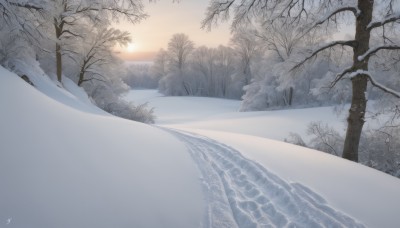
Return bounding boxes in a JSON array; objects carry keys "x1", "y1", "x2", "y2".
[
  {"x1": 203, "y1": 0, "x2": 400, "y2": 162},
  {"x1": 307, "y1": 121, "x2": 344, "y2": 156}
]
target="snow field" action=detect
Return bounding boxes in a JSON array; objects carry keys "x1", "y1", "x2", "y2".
[
  {"x1": 126, "y1": 89, "x2": 400, "y2": 227},
  {"x1": 167, "y1": 129, "x2": 364, "y2": 228},
  {"x1": 123, "y1": 90, "x2": 347, "y2": 141},
  {"x1": 2, "y1": 67, "x2": 400, "y2": 227}
]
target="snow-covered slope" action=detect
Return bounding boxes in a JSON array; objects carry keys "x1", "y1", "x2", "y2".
[
  {"x1": 125, "y1": 89, "x2": 400, "y2": 228},
  {"x1": 0, "y1": 67, "x2": 203, "y2": 228},
  {"x1": 2, "y1": 72, "x2": 400, "y2": 227},
  {"x1": 177, "y1": 128, "x2": 400, "y2": 228}
]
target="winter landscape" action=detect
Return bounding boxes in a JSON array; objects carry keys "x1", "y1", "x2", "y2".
[{"x1": 1, "y1": 0, "x2": 400, "y2": 227}]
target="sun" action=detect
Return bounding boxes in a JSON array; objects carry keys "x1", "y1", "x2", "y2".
[{"x1": 126, "y1": 43, "x2": 137, "y2": 53}]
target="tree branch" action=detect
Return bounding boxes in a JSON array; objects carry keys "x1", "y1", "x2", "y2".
[
  {"x1": 8, "y1": 1, "x2": 43, "y2": 10},
  {"x1": 330, "y1": 65, "x2": 354, "y2": 88},
  {"x1": 358, "y1": 45, "x2": 400, "y2": 61},
  {"x1": 201, "y1": 0, "x2": 235, "y2": 30},
  {"x1": 313, "y1": 6, "x2": 358, "y2": 27},
  {"x1": 366, "y1": 75, "x2": 400, "y2": 99},
  {"x1": 368, "y1": 15, "x2": 400, "y2": 31},
  {"x1": 60, "y1": 29, "x2": 83, "y2": 38},
  {"x1": 81, "y1": 77, "x2": 107, "y2": 84},
  {"x1": 291, "y1": 40, "x2": 357, "y2": 70}
]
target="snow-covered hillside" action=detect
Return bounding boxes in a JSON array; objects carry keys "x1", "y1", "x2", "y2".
[
  {"x1": 0, "y1": 67, "x2": 203, "y2": 228},
  {"x1": 1, "y1": 68, "x2": 400, "y2": 227}
]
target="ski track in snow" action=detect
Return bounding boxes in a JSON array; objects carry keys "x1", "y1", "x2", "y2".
[{"x1": 165, "y1": 128, "x2": 365, "y2": 228}]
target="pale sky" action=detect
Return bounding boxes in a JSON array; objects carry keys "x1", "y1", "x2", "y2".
[{"x1": 114, "y1": 1, "x2": 232, "y2": 61}]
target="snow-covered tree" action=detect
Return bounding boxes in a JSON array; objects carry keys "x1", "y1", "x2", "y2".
[
  {"x1": 74, "y1": 28, "x2": 130, "y2": 86},
  {"x1": 241, "y1": 18, "x2": 341, "y2": 111},
  {"x1": 48, "y1": 0, "x2": 146, "y2": 82},
  {"x1": 124, "y1": 64, "x2": 159, "y2": 89},
  {"x1": 151, "y1": 48, "x2": 168, "y2": 80},
  {"x1": 155, "y1": 38, "x2": 241, "y2": 98},
  {"x1": 159, "y1": 33, "x2": 195, "y2": 95},
  {"x1": 230, "y1": 27, "x2": 261, "y2": 88},
  {"x1": 0, "y1": 0, "x2": 43, "y2": 28},
  {"x1": 203, "y1": 0, "x2": 400, "y2": 162},
  {"x1": 191, "y1": 46, "x2": 218, "y2": 96},
  {"x1": 213, "y1": 45, "x2": 238, "y2": 98}
]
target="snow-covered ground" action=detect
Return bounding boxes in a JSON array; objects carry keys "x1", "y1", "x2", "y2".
[
  {"x1": 0, "y1": 68, "x2": 203, "y2": 228},
  {"x1": 1, "y1": 70, "x2": 400, "y2": 227},
  {"x1": 125, "y1": 89, "x2": 400, "y2": 228},
  {"x1": 124, "y1": 90, "x2": 348, "y2": 141}
]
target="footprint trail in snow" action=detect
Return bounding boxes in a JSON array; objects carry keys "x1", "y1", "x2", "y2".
[{"x1": 166, "y1": 129, "x2": 364, "y2": 228}]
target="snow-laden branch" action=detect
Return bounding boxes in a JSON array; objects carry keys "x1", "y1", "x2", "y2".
[
  {"x1": 201, "y1": 0, "x2": 235, "y2": 30},
  {"x1": 368, "y1": 13, "x2": 400, "y2": 31},
  {"x1": 367, "y1": 74, "x2": 400, "y2": 99},
  {"x1": 329, "y1": 66, "x2": 400, "y2": 99},
  {"x1": 349, "y1": 70, "x2": 400, "y2": 98},
  {"x1": 73, "y1": 4, "x2": 147, "y2": 24},
  {"x1": 358, "y1": 45, "x2": 400, "y2": 61},
  {"x1": 292, "y1": 40, "x2": 356, "y2": 70},
  {"x1": 202, "y1": 1, "x2": 359, "y2": 30}
]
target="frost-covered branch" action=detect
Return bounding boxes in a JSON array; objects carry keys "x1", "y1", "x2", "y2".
[
  {"x1": 368, "y1": 14, "x2": 400, "y2": 31},
  {"x1": 72, "y1": 0, "x2": 147, "y2": 22},
  {"x1": 201, "y1": 0, "x2": 235, "y2": 30},
  {"x1": 358, "y1": 45, "x2": 400, "y2": 61},
  {"x1": 292, "y1": 40, "x2": 356, "y2": 70},
  {"x1": 346, "y1": 70, "x2": 400, "y2": 98},
  {"x1": 60, "y1": 29, "x2": 83, "y2": 38},
  {"x1": 366, "y1": 74, "x2": 400, "y2": 99},
  {"x1": 202, "y1": 0, "x2": 358, "y2": 30},
  {"x1": 8, "y1": 1, "x2": 43, "y2": 10},
  {"x1": 312, "y1": 6, "x2": 358, "y2": 27}
]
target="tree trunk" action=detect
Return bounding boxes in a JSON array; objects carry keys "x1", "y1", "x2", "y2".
[
  {"x1": 342, "y1": 76, "x2": 368, "y2": 161},
  {"x1": 78, "y1": 71, "x2": 84, "y2": 86},
  {"x1": 342, "y1": 0, "x2": 374, "y2": 162},
  {"x1": 54, "y1": 20, "x2": 62, "y2": 83},
  {"x1": 244, "y1": 63, "x2": 251, "y2": 85},
  {"x1": 288, "y1": 87, "x2": 293, "y2": 106},
  {"x1": 180, "y1": 69, "x2": 189, "y2": 95}
]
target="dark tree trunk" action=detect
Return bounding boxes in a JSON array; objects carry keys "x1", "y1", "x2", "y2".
[
  {"x1": 78, "y1": 59, "x2": 89, "y2": 86},
  {"x1": 342, "y1": 0, "x2": 374, "y2": 162},
  {"x1": 288, "y1": 87, "x2": 293, "y2": 106},
  {"x1": 78, "y1": 71, "x2": 84, "y2": 86},
  {"x1": 55, "y1": 20, "x2": 62, "y2": 83}
]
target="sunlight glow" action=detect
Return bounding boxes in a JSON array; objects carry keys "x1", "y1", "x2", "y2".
[{"x1": 127, "y1": 43, "x2": 137, "y2": 53}]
